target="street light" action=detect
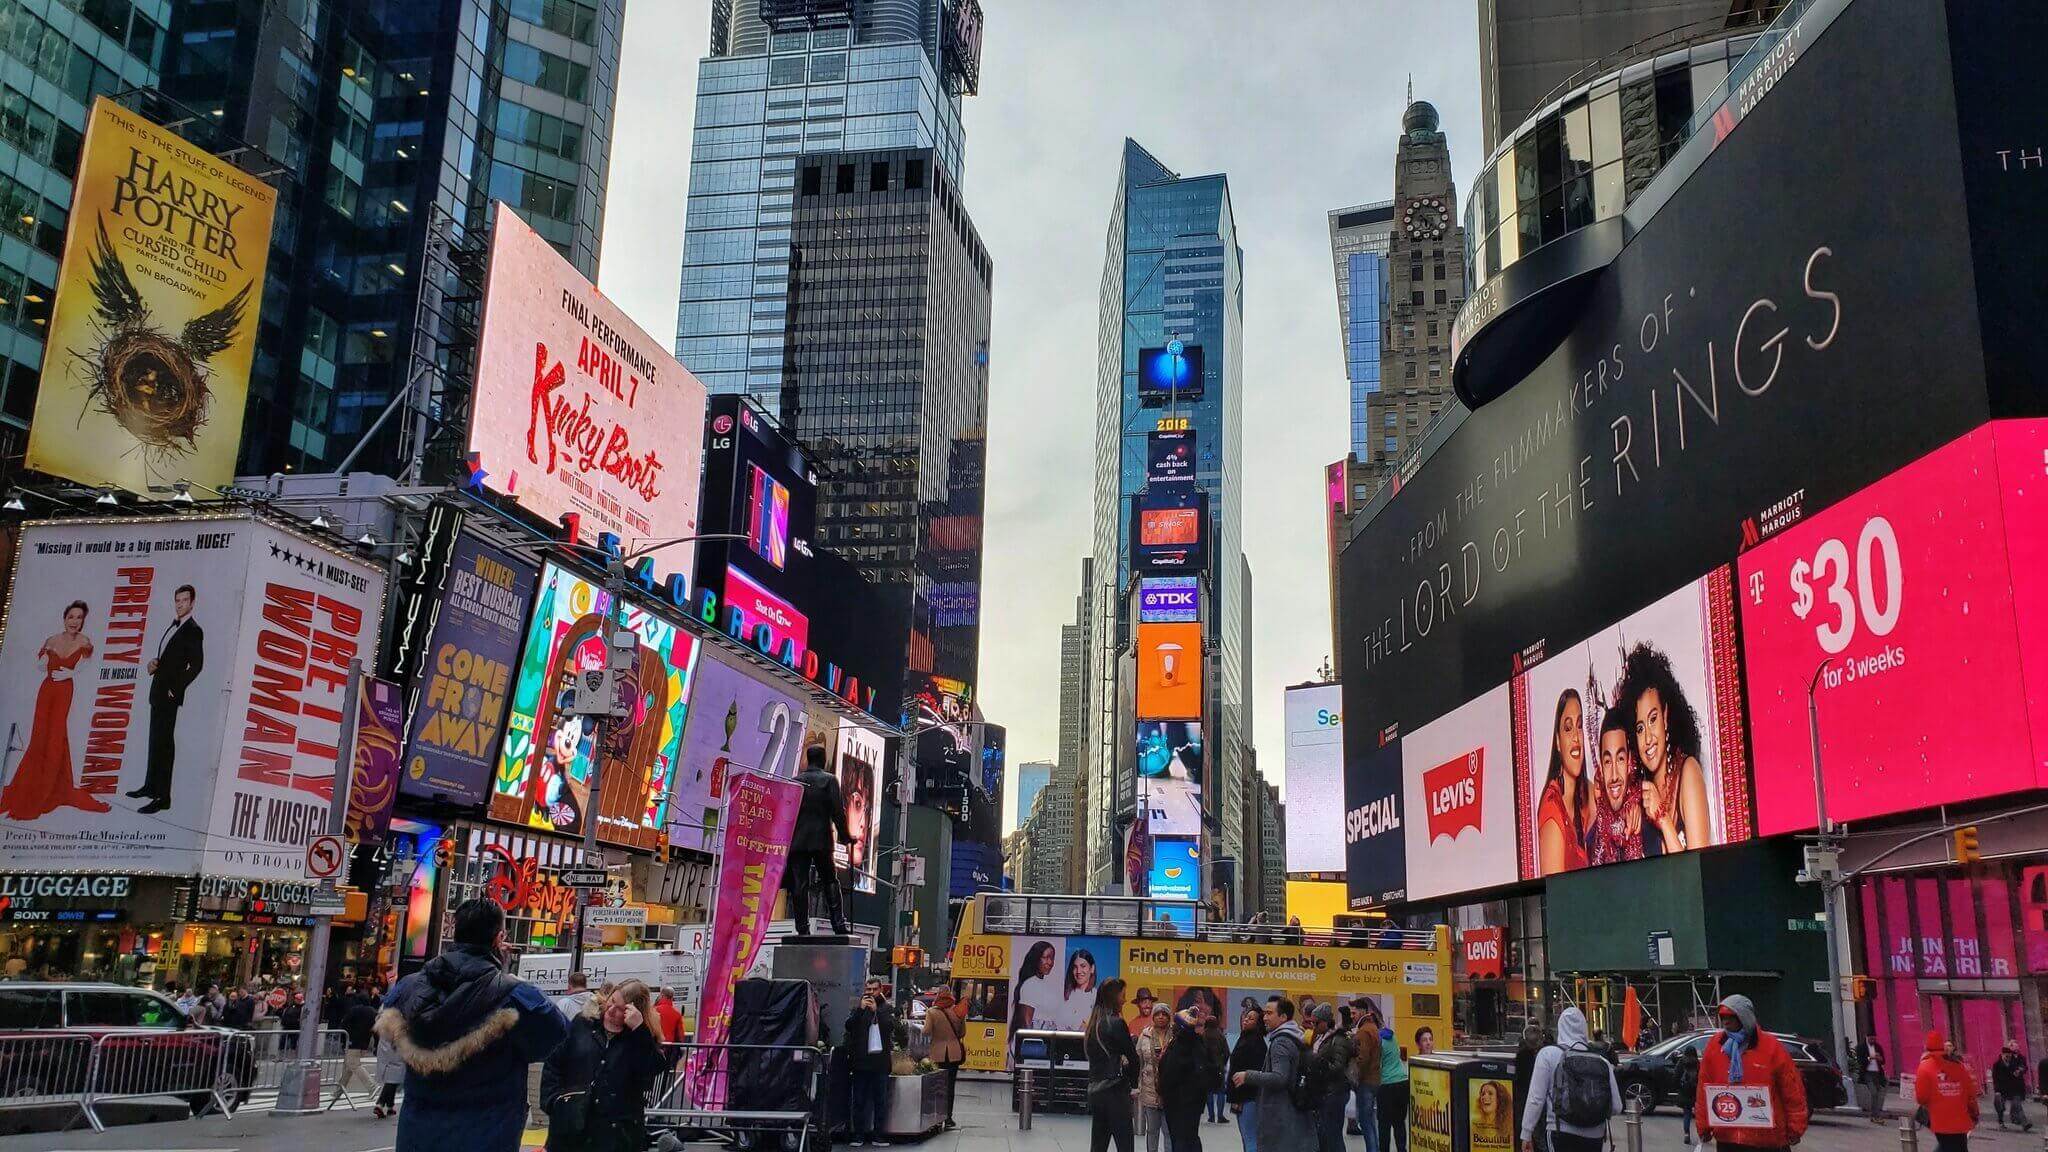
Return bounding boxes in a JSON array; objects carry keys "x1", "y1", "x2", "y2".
[{"x1": 1806, "y1": 657, "x2": 1854, "y2": 1103}]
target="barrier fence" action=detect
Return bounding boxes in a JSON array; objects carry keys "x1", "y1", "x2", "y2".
[{"x1": 0, "y1": 1027, "x2": 349, "y2": 1132}]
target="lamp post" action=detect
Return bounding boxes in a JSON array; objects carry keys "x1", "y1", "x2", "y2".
[{"x1": 1806, "y1": 657, "x2": 1855, "y2": 1101}]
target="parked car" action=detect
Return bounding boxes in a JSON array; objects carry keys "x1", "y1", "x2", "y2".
[
  {"x1": 0, "y1": 983, "x2": 256, "y2": 1116},
  {"x1": 1616, "y1": 1028, "x2": 1847, "y2": 1114}
]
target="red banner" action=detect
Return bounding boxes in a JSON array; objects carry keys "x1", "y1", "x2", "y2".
[{"x1": 690, "y1": 770, "x2": 801, "y2": 1108}]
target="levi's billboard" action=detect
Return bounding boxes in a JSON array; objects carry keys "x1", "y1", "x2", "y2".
[
  {"x1": 1336, "y1": 0, "x2": 2001, "y2": 909},
  {"x1": 469, "y1": 202, "x2": 707, "y2": 557}
]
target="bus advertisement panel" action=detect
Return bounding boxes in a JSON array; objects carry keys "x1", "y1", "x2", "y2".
[{"x1": 949, "y1": 908, "x2": 1452, "y2": 1072}]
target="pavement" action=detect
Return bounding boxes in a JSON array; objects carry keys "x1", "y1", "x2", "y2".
[{"x1": 4, "y1": 1077, "x2": 2046, "y2": 1152}]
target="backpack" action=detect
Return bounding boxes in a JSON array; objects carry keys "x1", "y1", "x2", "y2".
[
  {"x1": 1290, "y1": 1034, "x2": 1333, "y2": 1111},
  {"x1": 1550, "y1": 1046, "x2": 1615, "y2": 1129}
]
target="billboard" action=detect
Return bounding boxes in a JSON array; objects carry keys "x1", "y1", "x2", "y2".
[
  {"x1": 910, "y1": 674, "x2": 975, "y2": 811},
  {"x1": 1140, "y1": 775, "x2": 1202, "y2": 837},
  {"x1": 723, "y1": 564, "x2": 809, "y2": 667},
  {"x1": 1135, "y1": 622, "x2": 1203, "y2": 720},
  {"x1": 695, "y1": 395, "x2": 818, "y2": 652},
  {"x1": 345, "y1": 678, "x2": 405, "y2": 844},
  {"x1": 668, "y1": 649, "x2": 806, "y2": 854},
  {"x1": 1401, "y1": 685, "x2": 1515, "y2": 903},
  {"x1": 1148, "y1": 838, "x2": 1201, "y2": 901},
  {"x1": 1137, "y1": 342, "x2": 1205, "y2": 402},
  {"x1": 1132, "y1": 489, "x2": 1208, "y2": 574},
  {"x1": 1147, "y1": 430, "x2": 1198, "y2": 486},
  {"x1": 1512, "y1": 572, "x2": 1750, "y2": 879},
  {"x1": 491, "y1": 561, "x2": 701, "y2": 853},
  {"x1": 398, "y1": 531, "x2": 537, "y2": 806},
  {"x1": 469, "y1": 202, "x2": 707, "y2": 552},
  {"x1": 951, "y1": 722, "x2": 1006, "y2": 899},
  {"x1": 0, "y1": 518, "x2": 380, "y2": 878},
  {"x1": 1335, "y1": 0, "x2": 1997, "y2": 908},
  {"x1": 1284, "y1": 684, "x2": 1344, "y2": 874},
  {"x1": 27, "y1": 98, "x2": 276, "y2": 495},
  {"x1": 1344, "y1": 737, "x2": 1406, "y2": 907},
  {"x1": 1138, "y1": 576, "x2": 1199, "y2": 623},
  {"x1": 1740, "y1": 420, "x2": 2048, "y2": 834},
  {"x1": 1138, "y1": 720, "x2": 1203, "y2": 783},
  {"x1": 836, "y1": 719, "x2": 886, "y2": 893}
]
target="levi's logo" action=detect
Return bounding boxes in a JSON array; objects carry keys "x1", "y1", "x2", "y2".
[{"x1": 1423, "y1": 750, "x2": 1484, "y2": 842}]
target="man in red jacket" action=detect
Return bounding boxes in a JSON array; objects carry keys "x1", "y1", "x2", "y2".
[
  {"x1": 1693, "y1": 995, "x2": 1809, "y2": 1150},
  {"x1": 1916, "y1": 1031, "x2": 1980, "y2": 1152}
]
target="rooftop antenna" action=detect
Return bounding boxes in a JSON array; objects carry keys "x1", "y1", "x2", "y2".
[{"x1": 1407, "y1": 74, "x2": 1413, "y2": 103}]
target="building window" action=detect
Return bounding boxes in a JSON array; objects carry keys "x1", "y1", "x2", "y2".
[
  {"x1": 1383, "y1": 411, "x2": 1397, "y2": 428},
  {"x1": 1428, "y1": 361, "x2": 1441, "y2": 377},
  {"x1": 905, "y1": 158, "x2": 925, "y2": 189},
  {"x1": 1434, "y1": 263, "x2": 1446, "y2": 280},
  {"x1": 870, "y1": 161, "x2": 888, "y2": 191},
  {"x1": 509, "y1": 0, "x2": 599, "y2": 44},
  {"x1": 801, "y1": 166, "x2": 821, "y2": 196},
  {"x1": 1427, "y1": 320, "x2": 1438, "y2": 337},
  {"x1": 809, "y1": 53, "x2": 846, "y2": 84},
  {"x1": 503, "y1": 42, "x2": 590, "y2": 100},
  {"x1": 1404, "y1": 362, "x2": 1416, "y2": 379},
  {"x1": 1435, "y1": 289, "x2": 1448, "y2": 305},
  {"x1": 834, "y1": 164, "x2": 854, "y2": 193},
  {"x1": 489, "y1": 161, "x2": 577, "y2": 223},
  {"x1": 1411, "y1": 290, "x2": 1423, "y2": 306},
  {"x1": 767, "y1": 55, "x2": 806, "y2": 87},
  {"x1": 1384, "y1": 435, "x2": 1399, "y2": 454}
]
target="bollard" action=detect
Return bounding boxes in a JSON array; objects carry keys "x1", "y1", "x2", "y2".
[
  {"x1": 1623, "y1": 1098, "x2": 1644, "y2": 1152},
  {"x1": 1899, "y1": 1112, "x2": 1918, "y2": 1152},
  {"x1": 1018, "y1": 1069, "x2": 1034, "y2": 1130}
]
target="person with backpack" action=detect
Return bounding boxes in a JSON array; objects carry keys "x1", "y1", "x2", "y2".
[
  {"x1": 1518, "y1": 1006, "x2": 1621, "y2": 1152},
  {"x1": 1917, "y1": 1031, "x2": 1979, "y2": 1152},
  {"x1": 1233, "y1": 996, "x2": 1318, "y2": 1152},
  {"x1": 1691, "y1": 995, "x2": 1808, "y2": 1152},
  {"x1": 1993, "y1": 1040, "x2": 2032, "y2": 1131},
  {"x1": 1307, "y1": 1004, "x2": 1356, "y2": 1152},
  {"x1": 1377, "y1": 1025, "x2": 1409, "y2": 1152},
  {"x1": 1161, "y1": 1008, "x2": 1223, "y2": 1152}
]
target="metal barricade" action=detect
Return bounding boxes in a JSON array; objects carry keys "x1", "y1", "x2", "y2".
[
  {"x1": 0, "y1": 1033, "x2": 95, "y2": 1129},
  {"x1": 80, "y1": 1029, "x2": 238, "y2": 1132},
  {"x1": 227, "y1": 1028, "x2": 353, "y2": 1107}
]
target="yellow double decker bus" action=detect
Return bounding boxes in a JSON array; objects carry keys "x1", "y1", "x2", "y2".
[{"x1": 946, "y1": 893, "x2": 1452, "y2": 1072}]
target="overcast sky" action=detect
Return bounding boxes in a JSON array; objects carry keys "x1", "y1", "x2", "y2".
[{"x1": 600, "y1": 3, "x2": 1483, "y2": 830}]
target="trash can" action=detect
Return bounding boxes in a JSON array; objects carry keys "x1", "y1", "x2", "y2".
[{"x1": 1409, "y1": 1051, "x2": 1520, "y2": 1152}]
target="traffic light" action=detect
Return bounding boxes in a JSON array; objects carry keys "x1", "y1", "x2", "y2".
[
  {"x1": 1847, "y1": 976, "x2": 1874, "y2": 1002},
  {"x1": 1954, "y1": 825, "x2": 1982, "y2": 865},
  {"x1": 891, "y1": 945, "x2": 926, "y2": 968},
  {"x1": 433, "y1": 836, "x2": 456, "y2": 868}
]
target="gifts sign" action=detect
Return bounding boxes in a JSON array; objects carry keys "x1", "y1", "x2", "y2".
[{"x1": 689, "y1": 770, "x2": 801, "y2": 1109}]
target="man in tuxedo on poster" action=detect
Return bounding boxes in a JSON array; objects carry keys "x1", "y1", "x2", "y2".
[{"x1": 131, "y1": 584, "x2": 203, "y2": 814}]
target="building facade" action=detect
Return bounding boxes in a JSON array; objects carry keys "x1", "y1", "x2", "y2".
[
  {"x1": 1057, "y1": 557, "x2": 1093, "y2": 893},
  {"x1": 1328, "y1": 201, "x2": 1393, "y2": 458},
  {"x1": 783, "y1": 144, "x2": 991, "y2": 710},
  {"x1": 1013, "y1": 760, "x2": 1052, "y2": 829},
  {"x1": 1086, "y1": 139, "x2": 1248, "y2": 893},
  {"x1": 1349, "y1": 101, "x2": 1466, "y2": 505},
  {"x1": 676, "y1": 0, "x2": 972, "y2": 416}
]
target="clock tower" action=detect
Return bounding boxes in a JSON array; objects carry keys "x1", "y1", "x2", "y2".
[{"x1": 1354, "y1": 97, "x2": 1466, "y2": 503}]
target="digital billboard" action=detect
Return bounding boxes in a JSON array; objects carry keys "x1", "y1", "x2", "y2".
[
  {"x1": 1137, "y1": 342, "x2": 1204, "y2": 402},
  {"x1": 1148, "y1": 838, "x2": 1201, "y2": 901},
  {"x1": 1140, "y1": 776, "x2": 1202, "y2": 837},
  {"x1": 1512, "y1": 571, "x2": 1750, "y2": 879},
  {"x1": 669, "y1": 650, "x2": 805, "y2": 854},
  {"x1": 723, "y1": 564, "x2": 809, "y2": 665},
  {"x1": 1135, "y1": 622, "x2": 1203, "y2": 720},
  {"x1": 1283, "y1": 684, "x2": 1344, "y2": 874},
  {"x1": 1138, "y1": 720, "x2": 1203, "y2": 783},
  {"x1": 470, "y1": 203, "x2": 707, "y2": 552},
  {"x1": 27, "y1": 98, "x2": 276, "y2": 495},
  {"x1": 1132, "y1": 489, "x2": 1208, "y2": 574},
  {"x1": 1139, "y1": 576, "x2": 1199, "y2": 623},
  {"x1": 492, "y1": 561, "x2": 700, "y2": 853},
  {"x1": 1401, "y1": 685, "x2": 1516, "y2": 903},
  {"x1": 911, "y1": 674, "x2": 976, "y2": 813},
  {"x1": 1147, "y1": 430, "x2": 1198, "y2": 486},
  {"x1": 1334, "y1": 0, "x2": 2000, "y2": 910},
  {"x1": 950, "y1": 722, "x2": 1007, "y2": 899},
  {"x1": 837, "y1": 719, "x2": 887, "y2": 893},
  {"x1": 1344, "y1": 737, "x2": 1406, "y2": 907},
  {"x1": 696, "y1": 395, "x2": 819, "y2": 651},
  {"x1": 1740, "y1": 420, "x2": 2048, "y2": 834}
]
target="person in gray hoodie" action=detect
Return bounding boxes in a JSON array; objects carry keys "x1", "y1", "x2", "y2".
[
  {"x1": 1519, "y1": 1007, "x2": 1621, "y2": 1152},
  {"x1": 1234, "y1": 996, "x2": 1319, "y2": 1152}
]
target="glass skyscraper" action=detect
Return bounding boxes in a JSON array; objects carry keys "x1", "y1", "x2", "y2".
[
  {"x1": 1328, "y1": 201, "x2": 1393, "y2": 458},
  {"x1": 677, "y1": 0, "x2": 968, "y2": 414},
  {"x1": 1087, "y1": 139, "x2": 1247, "y2": 895}
]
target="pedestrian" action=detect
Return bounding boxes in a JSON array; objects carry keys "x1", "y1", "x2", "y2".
[
  {"x1": 552, "y1": 971, "x2": 594, "y2": 1020},
  {"x1": 843, "y1": 976, "x2": 896, "y2": 1147},
  {"x1": 1853, "y1": 1035, "x2": 1889, "y2": 1124},
  {"x1": 1283, "y1": 917, "x2": 1306, "y2": 946},
  {"x1": 1233, "y1": 996, "x2": 1317, "y2": 1152},
  {"x1": 1518, "y1": 1006, "x2": 1619, "y2": 1152},
  {"x1": 1349, "y1": 1004, "x2": 1383, "y2": 1152},
  {"x1": 1162, "y1": 1008, "x2": 1222, "y2": 1152},
  {"x1": 540, "y1": 978, "x2": 666, "y2": 1151},
  {"x1": 1376, "y1": 1023, "x2": 1409, "y2": 1152},
  {"x1": 374, "y1": 897, "x2": 572, "y2": 1152},
  {"x1": 279, "y1": 989, "x2": 304, "y2": 1054},
  {"x1": 1085, "y1": 977, "x2": 1139, "y2": 1152},
  {"x1": 374, "y1": 1021, "x2": 406, "y2": 1119},
  {"x1": 220, "y1": 983, "x2": 256, "y2": 1030},
  {"x1": 1675, "y1": 1043, "x2": 1701, "y2": 1143},
  {"x1": 1136, "y1": 1003, "x2": 1171, "y2": 1152},
  {"x1": 1918, "y1": 1031, "x2": 1980, "y2": 1152},
  {"x1": 927, "y1": 987, "x2": 968, "y2": 1130},
  {"x1": 652, "y1": 987, "x2": 683, "y2": 1044},
  {"x1": 1510, "y1": 1026, "x2": 1545, "y2": 1152},
  {"x1": 338, "y1": 986, "x2": 381, "y2": 1103},
  {"x1": 1308, "y1": 1003, "x2": 1356, "y2": 1152},
  {"x1": 1994, "y1": 1040, "x2": 2033, "y2": 1130},
  {"x1": 1203, "y1": 1008, "x2": 1231, "y2": 1124},
  {"x1": 1228, "y1": 1005, "x2": 1268, "y2": 1152},
  {"x1": 1690, "y1": 995, "x2": 1808, "y2": 1152}
]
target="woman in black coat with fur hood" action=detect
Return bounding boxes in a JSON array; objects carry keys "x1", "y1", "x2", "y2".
[{"x1": 540, "y1": 979, "x2": 667, "y2": 1152}]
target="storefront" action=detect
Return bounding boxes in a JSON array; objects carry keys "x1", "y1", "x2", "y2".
[
  {"x1": 0, "y1": 873, "x2": 177, "y2": 985},
  {"x1": 167, "y1": 877, "x2": 324, "y2": 992},
  {"x1": 1447, "y1": 895, "x2": 1549, "y2": 1045},
  {"x1": 396, "y1": 823, "x2": 664, "y2": 967}
]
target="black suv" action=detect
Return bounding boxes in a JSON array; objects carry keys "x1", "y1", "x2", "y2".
[
  {"x1": 0, "y1": 983, "x2": 256, "y2": 1116},
  {"x1": 1616, "y1": 1029, "x2": 1847, "y2": 1115}
]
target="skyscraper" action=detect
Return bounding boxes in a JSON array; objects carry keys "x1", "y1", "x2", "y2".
[
  {"x1": 1328, "y1": 201, "x2": 1394, "y2": 458},
  {"x1": 1014, "y1": 760, "x2": 1054, "y2": 829},
  {"x1": 677, "y1": 0, "x2": 979, "y2": 415},
  {"x1": 1057, "y1": 557, "x2": 1094, "y2": 893},
  {"x1": 1350, "y1": 101, "x2": 1466, "y2": 505},
  {"x1": 1087, "y1": 140, "x2": 1248, "y2": 894}
]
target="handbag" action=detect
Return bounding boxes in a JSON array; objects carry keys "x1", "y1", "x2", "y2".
[{"x1": 549, "y1": 1088, "x2": 591, "y2": 1141}]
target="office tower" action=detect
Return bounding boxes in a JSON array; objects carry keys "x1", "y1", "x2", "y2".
[
  {"x1": 783, "y1": 145, "x2": 993, "y2": 710},
  {"x1": 1349, "y1": 100, "x2": 1466, "y2": 505},
  {"x1": 160, "y1": 0, "x2": 626, "y2": 475},
  {"x1": 1014, "y1": 760, "x2": 1053, "y2": 830},
  {"x1": 677, "y1": 0, "x2": 981, "y2": 414},
  {"x1": 0, "y1": 1, "x2": 170, "y2": 467},
  {"x1": 1087, "y1": 139, "x2": 1248, "y2": 892},
  {"x1": 1328, "y1": 202, "x2": 1394, "y2": 458},
  {"x1": 1476, "y1": 0, "x2": 1734, "y2": 151},
  {"x1": 1259, "y1": 779, "x2": 1286, "y2": 920},
  {"x1": 1058, "y1": 557, "x2": 1094, "y2": 893}
]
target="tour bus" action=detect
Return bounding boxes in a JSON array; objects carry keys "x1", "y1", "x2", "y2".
[{"x1": 946, "y1": 892, "x2": 1453, "y2": 1072}]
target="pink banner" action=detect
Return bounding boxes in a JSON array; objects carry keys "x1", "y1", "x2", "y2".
[{"x1": 690, "y1": 770, "x2": 800, "y2": 1108}]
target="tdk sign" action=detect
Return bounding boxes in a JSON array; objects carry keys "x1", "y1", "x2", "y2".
[{"x1": 1139, "y1": 576, "x2": 1200, "y2": 622}]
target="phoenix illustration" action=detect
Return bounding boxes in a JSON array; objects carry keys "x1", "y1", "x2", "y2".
[{"x1": 76, "y1": 215, "x2": 250, "y2": 456}]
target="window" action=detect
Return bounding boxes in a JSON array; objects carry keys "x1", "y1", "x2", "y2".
[
  {"x1": 503, "y1": 42, "x2": 590, "y2": 100},
  {"x1": 66, "y1": 991, "x2": 160, "y2": 1028},
  {"x1": 1383, "y1": 411, "x2": 1397, "y2": 429},
  {"x1": 1428, "y1": 361, "x2": 1441, "y2": 377},
  {"x1": 1434, "y1": 263, "x2": 1446, "y2": 281},
  {"x1": 1404, "y1": 362, "x2": 1416, "y2": 379},
  {"x1": 800, "y1": 166, "x2": 821, "y2": 196},
  {"x1": 1434, "y1": 289, "x2": 1448, "y2": 305},
  {"x1": 905, "y1": 158, "x2": 924, "y2": 189},
  {"x1": 1410, "y1": 290, "x2": 1423, "y2": 306},
  {"x1": 496, "y1": 102, "x2": 583, "y2": 161},
  {"x1": 834, "y1": 164, "x2": 854, "y2": 193},
  {"x1": 767, "y1": 55, "x2": 805, "y2": 87},
  {"x1": 870, "y1": 161, "x2": 889, "y2": 191},
  {"x1": 1426, "y1": 321, "x2": 1438, "y2": 337},
  {"x1": 1407, "y1": 411, "x2": 1420, "y2": 426},
  {"x1": 490, "y1": 161, "x2": 577, "y2": 222},
  {"x1": 0, "y1": 989, "x2": 58, "y2": 1028},
  {"x1": 511, "y1": 0, "x2": 599, "y2": 44},
  {"x1": 808, "y1": 53, "x2": 845, "y2": 84},
  {"x1": 1384, "y1": 435, "x2": 1399, "y2": 454}
]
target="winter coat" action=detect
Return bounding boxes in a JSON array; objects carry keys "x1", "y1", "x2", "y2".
[
  {"x1": 342, "y1": 997, "x2": 379, "y2": 1051},
  {"x1": 540, "y1": 1004, "x2": 666, "y2": 1152},
  {"x1": 1160, "y1": 1023, "x2": 1221, "y2": 1119},
  {"x1": 1994, "y1": 1052, "x2": 2029, "y2": 1097},
  {"x1": 1202, "y1": 1022, "x2": 1230, "y2": 1087},
  {"x1": 842, "y1": 999, "x2": 897, "y2": 1073},
  {"x1": 1240, "y1": 1019, "x2": 1317, "y2": 1152},
  {"x1": 1917, "y1": 1049, "x2": 1979, "y2": 1135},
  {"x1": 1521, "y1": 1007, "x2": 1622, "y2": 1142},
  {"x1": 375, "y1": 943, "x2": 572, "y2": 1152},
  {"x1": 926, "y1": 1004, "x2": 966, "y2": 1065},
  {"x1": 1311, "y1": 1028, "x2": 1356, "y2": 1101},
  {"x1": 1691, "y1": 998, "x2": 1808, "y2": 1149},
  {"x1": 1137, "y1": 1027, "x2": 1170, "y2": 1109},
  {"x1": 1353, "y1": 1025, "x2": 1383, "y2": 1088},
  {"x1": 376, "y1": 1033, "x2": 407, "y2": 1086},
  {"x1": 1227, "y1": 1027, "x2": 1268, "y2": 1105}
]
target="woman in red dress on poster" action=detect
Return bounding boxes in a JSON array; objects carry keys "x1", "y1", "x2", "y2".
[{"x1": 0, "y1": 600, "x2": 107, "y2": 819}]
